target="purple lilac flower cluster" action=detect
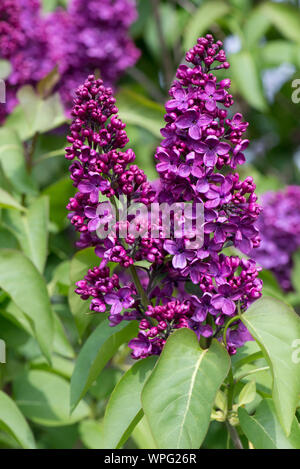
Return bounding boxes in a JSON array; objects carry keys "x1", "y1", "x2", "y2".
[
  {"x1": 67, "y1": 36, "x2": 263, "y2": 359},
  {"x1": 0, "y1": 0, "x2": 53, "y2": 120},
  {"x1": 45, "y1": 0, "x2": 140, "y2": 111},
  {"x1": 250, "y1": 186, "x2": 300, "y2": 291},
  {"x1": 0, "y1": 0, "x2": 139, "y2": 120}
]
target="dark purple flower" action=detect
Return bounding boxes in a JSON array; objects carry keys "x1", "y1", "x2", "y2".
[
  {"x1": 78, "y1": 174, "x2": 110, "y2": 203},
  {"x1": 194, "y1": 135, "x2": 231, "y2": 167},
  {"x1": 156, "y1": 148, "x2": 180, "y2": 175},
  {"x1": 177, "y1": 152, "x2": 203, "y2": 178},
  {"x1": 204, "y1": 215, "x2": 237, "y2": 245},
  {"x1": 205, "y1": 176, "x2": 233, "y2": 208},
  {"x1": 198, "y1": 80, "x2": 226, "y2": 112},
  {"x1": 84, "y1": 203, "x2": 113, "y2": 232},
  {"x1": 211, "y1": 284, "x2": 241, "y2": 316},
  {"x1": 105, "y1": 287, "x2": 135, "y2": 315},
  {"x1": 175, "y1": 110, "x2": 213, "y2": 140},
  {"x1": 128, "y1": 332, "x2": 152, "y2": 359},
  {"x1": 190, "y1": 293, "x2": 217, "y2": 322},
  {"x1": 163, "y1": 239, "x2": 194, "y2": 269},
  {"x1": 231, "y1": 139, "x2": 249, "y2": 168},
  {"x1": 166, "y1": 88, "x2": 190, "y2": 112},
  {"x1": 195, "y1": 169, "x2": 224, "y2": 194}
]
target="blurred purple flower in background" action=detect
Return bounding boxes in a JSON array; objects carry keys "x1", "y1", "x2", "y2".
[
  {"x1": 250, "y1": 186, "x2": 300, "y2": 291},
  {"x1": 0, "y1": 0, "x2": 139, "y2": 120}
]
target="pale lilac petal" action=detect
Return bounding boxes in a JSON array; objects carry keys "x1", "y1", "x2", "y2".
[
  {"x1": 173, "y1": 253, "x2": 187, "y2": 269},
  {"x1": 88, "y1": 217, "x2": 100, "y2": 231}
]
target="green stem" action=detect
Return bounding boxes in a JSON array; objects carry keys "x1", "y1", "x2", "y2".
[
  {"x1": 225, "y1": 421, "x2": 244, "y2": 450},
  {"x1": 235, "y1": 366, "x2": 270, "y2": 384},
  {"x1": 26, "y1": 132, "x2": 39, "y2": 173},
  {"x1": 129, "y1": 264, "x2": 149, "y2": 311},
  {"x1": 223, "y1": 315, "x2": 240, "y2": 347},
  {"x1": 227, "y1": 367, "x2": 234, "y2": 411},
  {"x1": 234, "y1": 351, "x2": 264, "y2": 371}
]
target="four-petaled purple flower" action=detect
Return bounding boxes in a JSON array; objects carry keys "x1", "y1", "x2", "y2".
[
  {"x1": 211, "y1": 284, "x2": 241, "y2": 316},
  {"x1": 205, "y1": 176, "x2": 233, "y2": 208},
  {"x1": 166, "y1": 88, "x2": 190, "y2": 112},
  {"x1": 194, "y1": 135, "x2": 231, "y2": 167},
  {"x1": 164, "y1": 239, "x2": 194, "y2": 269},
  {"x1": 198, "y1": 80, "x2": 226, "y2": 112},
  {"x1": 128, "y1": 332, "x2": 152, "y2": 359},
  {"x1": 175, "y1": 110, "x2": 213, "y2": 140},
  {"x1": 190, "y1": 293, "x2": 217, "y2": 322},
  {"x1": 78, "y1": 174, "x2": 110, "y2": 203},
  {"x1": 84, "y1": 203, "x2": 113, "y2": 232},
  {"x1": 105, "y1": 287, "x2": 135, "y2": 315}
]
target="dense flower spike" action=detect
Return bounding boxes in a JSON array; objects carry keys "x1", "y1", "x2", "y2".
[
  {"x1": 0, "y1": 0, "x2": 139, "y2": 120},
  {"x1": 67, "y1": 36, "x2": 263, "y2": 359},
  {"x1": 250, "y1": 186, "x2": 300, "y2": 291}
]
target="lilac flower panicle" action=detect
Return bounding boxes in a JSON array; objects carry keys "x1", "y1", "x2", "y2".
[
  {"x1": 67, "y1": 35, "x2": 263, "y2": 360},
  {"x1": 250, "y1": 186, "x2": 300, "y2": 291}
]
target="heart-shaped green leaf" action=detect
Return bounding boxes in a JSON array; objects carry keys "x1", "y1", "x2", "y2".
[{"x1": 142, "y1": 329, "x2": 230, "y2": 449}]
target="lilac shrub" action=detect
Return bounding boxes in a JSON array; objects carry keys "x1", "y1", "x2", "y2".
[
  {"x1": 250, "y1": 186, "x2": 300, "y2": 291},
  {"x1": 66, "y1": 36, "x2": 263, "y2": 359}
]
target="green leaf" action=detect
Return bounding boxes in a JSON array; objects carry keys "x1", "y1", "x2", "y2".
[
  {"x1": 1, "y1": 299, "x2": 73, "y2": 359},
  {"x1": 0, "y1": 188, "x2": 25, "y2": 211},
  {"x1": 70, "y1": 320, "x2": 138, "y2": 412},
  {"x1": 291, "y1": 250, "x2": 300, "y2": 295},
  {"x1": 117, "y1": 89, "x2": 164, "y2": 138},
  {"x1": 68, "y1": 247, "x2": 101, "y2": 336},
  {"x1": 183, "y1": 1, "x2": 230, "y2": 51},
  {"x1": 241, "y1": 297, "x2": 300, "y2": 435},
  {"x1": 37, "y1": 66, "x2": 60, "y2": 98},
  {"x1": 260, "y1": 269, "x2": 285, "y2": 301},
  {"x1": 30, "y1": 355, "x2": 74, "y2": 380},
  {"x1": 229, "y1": 51, "x2": 267, "y2": 112},
  {"x1": 0, "y1": 391, "x2": 36, "y2": 449},
  {"x1": 42, "y1": 177, "x2": 75, "y2": 231},
  {"x1": 6, "y1": 86, "x2": 65, "y2": 141},
  {"x1": 13, "y1": 370, "x2": 90, "y2": 427},
  {"x1": 261, "y1": 2, "x2": 300, "y2": 44},
  {"x1": 142, "y1": 330, "x2": 230, "y2": 449},
  {"x1": 17, "y1": 85, "x2": 65, "y2": 136},
  {"x1": 0, "y1": 249, "x2": 54, "y2": 362},
  {"x1": 243, "y1": 7, "x2": 271, "y2": 47},
  {"x1": 131, "y1": 416, "x2": 158, "y2": 449},
  {"x1": 260, "y1": 41, "x2": 298, "y2": 67},
  {"x1": 0, "y1": 227, "x2": 19, "y2": 249},
  {"x1": 4, "y1": 196, "x2": 49, "y2": 273},
  {"x1": 239, "y1": 399, "x2": 300, "y2": 449},
  {"x1": 79, "y1": 419, "x2": 103, "y2": 449},
  {"x1": 99, "y1": 356, "x2": 156, "y2": 449},
  {"x1": 238, "y1": 380, "x2": 256, "y2": 407},
  {"x1": 0, "y1": 128, "x2": 36, "y2": 194}
]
